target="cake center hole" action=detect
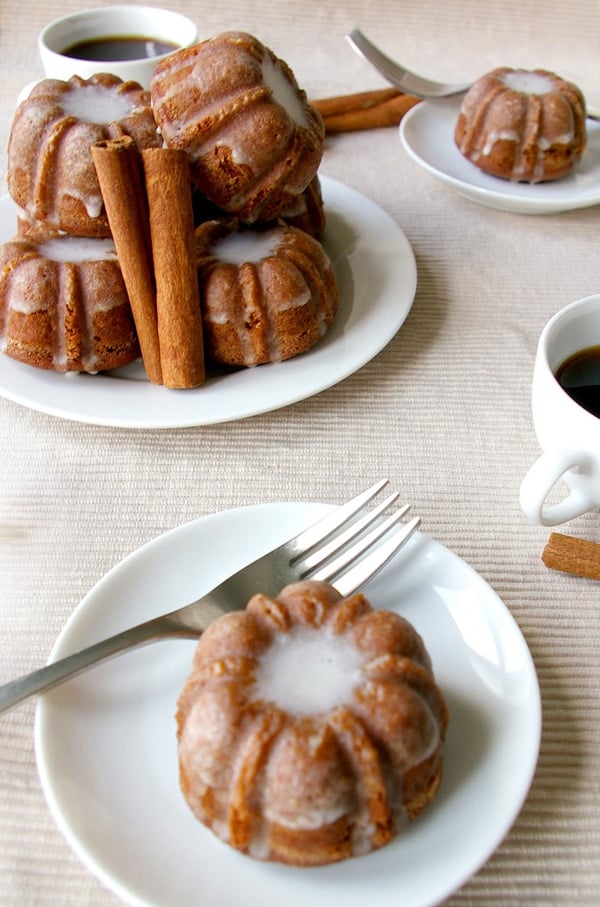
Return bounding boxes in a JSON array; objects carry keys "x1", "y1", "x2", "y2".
[
  {"x1": 500, "y1": 70, "x2": 555, "y2": 95},
  {"x1": 37, "y1": 236, "x2": 117, "y2": 262},
  {"x1": 253, "y1": 626, "x2": 363, "y2": 715},
  {"x1": 212, "y1": 229, "x2": 281, "y2": 265},
  {"x1": 60, "y1": 84, "x2": 137, "y2": 124}
]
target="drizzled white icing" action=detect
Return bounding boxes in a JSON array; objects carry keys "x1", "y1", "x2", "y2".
[
  {"x1": 261, "y1": 53, "x2": 308, "y2": 128},
  {"x1": 60, "y1": 85, "x2": 135, "y2": 124},
  {"x1": 500, "y1": 70, "x2": 555, "y2": 95},
  {"x1": 253, "y1": 626, "x2": 363, "y2": 715}
]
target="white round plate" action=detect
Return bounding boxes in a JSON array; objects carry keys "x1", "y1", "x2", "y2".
[
  {"x1": 400, "y1": 97, "x2": 600, "y2": 214},
  {"x1": 35, "y1": 501, "x2": 541, "y2": 907},
  {"x1": 0, "y1": 177, "x2": 416, "y2": 428}
]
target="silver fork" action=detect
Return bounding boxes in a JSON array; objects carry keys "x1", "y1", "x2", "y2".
[
  {"x1": 346, "y1": 27, "x2": 600, "y2": 121},
  {"x1": 0, "y1": 480, "x2": 420, "y2": 714}
]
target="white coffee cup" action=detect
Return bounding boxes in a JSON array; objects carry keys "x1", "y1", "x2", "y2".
[
  {"x1": 38, "y1": 5, "x2": 199, "y2": 88},
  {"x1": 520, "y1": 293, "x2": 600, "y2": 526}
]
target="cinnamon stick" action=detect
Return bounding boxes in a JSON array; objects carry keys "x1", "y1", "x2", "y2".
[
  {"x1": 91, "y1": 136, "x2": 162, "y2": 384},
  {"x1": 542, "y1": 532, "x2": 600, "y2": 580},
  {"x1": 312, "y1": 87, "x2": 403, "y2": 118},
  {"x1": 311, "y1": 88, "x2": 421, "y2": 133},
  {"x1": 142, "y1": 148, "x2": 205, "y2": 390}
]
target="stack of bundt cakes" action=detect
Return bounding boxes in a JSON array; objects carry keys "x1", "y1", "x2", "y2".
[
  {"x1": 0, "y1": 32, "x2": 336, "y2": 378},
  {"x1": 176, "y1": 580, "x2": 448, "y2": 866},
  {"x1": 1, "y1": 73, "x2": 160, "y2": 372}
]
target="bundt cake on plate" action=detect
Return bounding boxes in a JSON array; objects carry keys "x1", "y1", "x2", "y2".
[
  {"x1": 454, "y1": 67, "x2": 587, "y2": 182},
  {"x1": 176, "y1": 580, "x2": 448, "y2": 866},
  {"x1": 7, "y1": 73, "x2": 161, "y2": 238},
  {"x1": 195, "y1": 221, "x2": 338, "y2": 367},
  {"x1": 0, "y1": 235, "x2": 139, "y2": 372},
  {"x1": 150, "y1": 32, "x2": 325, "y2": 223}
]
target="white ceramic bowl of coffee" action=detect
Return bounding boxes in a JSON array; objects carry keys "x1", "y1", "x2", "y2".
[{"x1": 39, "y1": 5, "x2": 199, "y2": 87}]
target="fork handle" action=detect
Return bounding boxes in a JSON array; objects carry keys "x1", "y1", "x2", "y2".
[{"x1": 0, "y1": 614, "x2": 182, "y2": 715}]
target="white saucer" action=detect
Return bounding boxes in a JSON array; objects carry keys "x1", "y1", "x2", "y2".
[
  {"x1": 0, "y1": 177, "x2": 417, "y2": 428},
  {"x1": 400, "y1": 97, "x2": 600, "y2": 214},
  {"x1": 35, "y1": 502, "x2": 541, "y2": 907}
]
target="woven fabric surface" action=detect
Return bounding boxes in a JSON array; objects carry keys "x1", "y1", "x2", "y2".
[{"x1": 0, "y1": 0, "x2": 599, "y2": 904}]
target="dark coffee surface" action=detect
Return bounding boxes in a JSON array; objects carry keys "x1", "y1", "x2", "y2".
[
  {"x1": 555, "y1": 345, "x2": 600, "y2": 418},
  {"x1": 62, "y1": 35, "x2": 178, "y2": 61}
]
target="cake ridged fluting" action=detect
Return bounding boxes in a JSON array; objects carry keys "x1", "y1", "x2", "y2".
[
  {"x1": 195, "y1": 222, "x2": 338, "y2": 366},
  {"x1": 0, "y1": 236, "x2": 140, "y2": 372},
  {"x1": 454, "y1": 67, "x2": 587, "y2": 182},
  {"x1": 7, "y1": 74, "x2": 161, "y2": 238},
  {"x1": 177, "y1": 580, "x2": 448, "y2": 866},
  {"x1": 150, "y1": 32, "x2": 325, "y2": 223}
]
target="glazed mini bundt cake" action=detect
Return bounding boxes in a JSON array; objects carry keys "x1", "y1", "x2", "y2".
[
  {"x1": 454, "y1": 67, "x2": 587, "y2": 182},
  {"x1": 195, "y1": 221, "x2": 338, "y2": 367},
  {"x1": 7, "y1": 73, "x2": 162, "y2": 238},
  {"x1": 150, "y1": 32, "x2": 325, "y2": 223},
  {"x1": 0, "y1": 235, "x2": 139, "y2": 372},
  {"x1": 177, "y1": 580, "x2": 448, "y2": 867}
]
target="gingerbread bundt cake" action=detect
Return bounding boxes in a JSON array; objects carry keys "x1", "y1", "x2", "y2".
[
  {"x1": 7, "y1": 73, "x2": 161, "y2": 238},
  {"x1": 150, "y1": 32, "x2": 325, "y2": 223},
  {"x1": 0, "y1": 235, "x2": 139, "y2": 372},
  {"x1": 454, "y1": 67, "x2": 587, "y2": 182},
  {"x1": 195, "y1": 221, "x2": 338, "y2": 367},
  {"x1": 177, "y1": 580, "x2": 448, "y2": 867}
]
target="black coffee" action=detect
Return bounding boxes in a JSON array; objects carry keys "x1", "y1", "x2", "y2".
[
  {"x1": 62, "y1": 36, "x2": 178, "y2": 62},
  {"x1": 555, "y1": 345, "x2": 600, "y2": 418}
]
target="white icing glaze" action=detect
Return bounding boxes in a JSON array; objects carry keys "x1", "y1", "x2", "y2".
[
  {"x1": 60, "y1": 85, "x2": 136, "y2": 124},
  {"x1": 212, "y1": 230, "x2": 281, "y2": 265},
  {"x1": 252, "y1": 626, "x2": 363, "y2": 715},
  {"x1": 261, "y1": 53, "x2": 308, "y2": 128},
  {"x1": 37, "y1": 237, "x2": 117, "y2": 263},
  {"x1": 500, "y1": 70, "x2": 555, "y2": 95}
]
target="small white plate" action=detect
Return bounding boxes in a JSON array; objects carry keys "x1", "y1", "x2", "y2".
[
  {"x1": 35, "y1": 502, "x2": 541, "y2": 907},
  {"x1": 0, "y1": 177, "x2": 416, "y2": 428},
  {"x1": 400, "y1": 97, "x2": 600, "y2": 214}
]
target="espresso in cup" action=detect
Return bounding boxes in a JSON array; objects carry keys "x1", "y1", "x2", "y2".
[
  {"x1": 555, "y1": 346, "x2": 600, "y2": 419},
  {"x1": 520, "y1": 294, "x2": 600, "y2": 526}
]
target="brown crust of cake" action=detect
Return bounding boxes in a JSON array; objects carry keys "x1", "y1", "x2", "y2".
[
  {"x1": 0, "y1": 237, "x2": 140, "y2": 372},
  {"x1": 7, "y1": 74, "x2": 161, "y2": 237},
  {"x1": 151, "y1": 32, "x2": 325, "y2": 223},
  {"x1": 454, "y1": 67, "x2": 587, "y2": 182},
  {"x1": 195, "y1": 221, "x2": 338, "y2": 367}
]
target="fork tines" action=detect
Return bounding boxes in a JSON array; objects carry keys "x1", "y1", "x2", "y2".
[{"x1": 292, "y1": 480, "x2": 420, "y2": 595}]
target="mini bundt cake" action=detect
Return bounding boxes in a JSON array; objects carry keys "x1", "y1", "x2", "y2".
[
  {"x1": 454, "y1": 67, "x2": 587, "y2": 182},
  {"x1": 150, "y1": 32, "x2": 325, "y2": 223},
  {"x1": 7, "y1": 73, "x2": 162, "y2": 237},
  {"x1": 0, "y1": 235, "x2": 140, "y2": 372},
  {"x1": 195, "y1": 221, "x2": 338, "y2": 367},
  {"x1": 177, "y1": 580, "x2": 448, "y2": 866}
]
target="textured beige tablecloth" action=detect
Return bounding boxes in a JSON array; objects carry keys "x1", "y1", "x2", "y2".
[{"x1": 1, "y1": 0, "x2": 599, "y2": 904}]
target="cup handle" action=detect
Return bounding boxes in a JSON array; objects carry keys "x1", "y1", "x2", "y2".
[{"x1": 520, "y1": 450, "x2": 595, "y2": 526}]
